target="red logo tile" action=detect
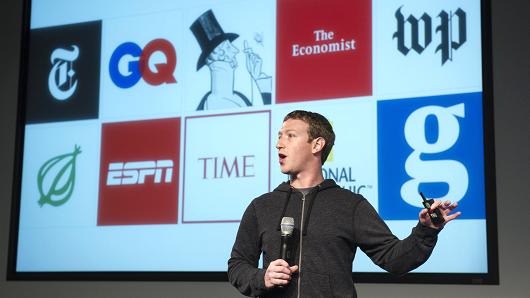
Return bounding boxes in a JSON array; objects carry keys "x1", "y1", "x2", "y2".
[
  {"x1": 98, "y1": 118, "x2": 180, "y2": 226},
  {"x1": 276, "y1": 0, "x2": 372, "y2": 103}
]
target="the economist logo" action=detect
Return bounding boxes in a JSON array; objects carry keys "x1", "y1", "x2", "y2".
[
  {"x1": 98, "y1": 118, "x2": 180, "y2": 226},
  {"x1": 276, "y1": 0, "x2": 372, "y2": 103}
]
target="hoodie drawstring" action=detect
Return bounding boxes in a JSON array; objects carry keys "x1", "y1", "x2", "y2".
[
  {"x1": 302, "y1": 185, "x2": 320, "y2": 236},
  {"x1": 277, "y1": 181, "x2": 337, "y2": 234},
  {"x1": 277, "y1": 186, "x2": 293, "y2": 231}
]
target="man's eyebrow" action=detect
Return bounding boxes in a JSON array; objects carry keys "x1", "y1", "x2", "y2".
[{"x1": 278, "y1": 129, "x2": 296, "y2": 135}]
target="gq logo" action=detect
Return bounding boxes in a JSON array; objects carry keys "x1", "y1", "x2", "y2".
[
  {"x1": 48, "y1": 45, "x2": 79, "y2": 100},
  {"x1": 109, "y1": 39, "x2": 177, "y2": 88},
  {"x1": 377, "y1": 92, "x2": 485, "y2": 220}
]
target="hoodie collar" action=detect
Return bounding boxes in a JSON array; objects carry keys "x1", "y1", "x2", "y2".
[
  {"x1": 274, "y1": 178, "x2": 339, "y2": 193},
  {"x1": 275, "y1": 179, "x2": 339, "y2": 235}
]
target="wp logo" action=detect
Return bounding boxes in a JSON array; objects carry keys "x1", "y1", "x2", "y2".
[
  {"x1": 393, "y1": 7, "x2": 467, "y2": 65},
  {"x1": 377, "y1": 93, "x2": 485, "y2": 220},
  {"x1": 109, "y1": 39, "x2": 176, "y2": 88}
]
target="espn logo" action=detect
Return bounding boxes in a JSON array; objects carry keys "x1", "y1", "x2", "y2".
[
  {"x1": 107, "y1": 160, "x2": 173, "y2": 185},
  {"x1": 98, "y1": 118, "x2": 180, "y2": 226}
]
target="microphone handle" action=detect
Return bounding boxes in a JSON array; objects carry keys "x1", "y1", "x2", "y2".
[
  {"x1": 278, "y1": 233, "x2": 292, "y2": 289},
  {"x1": 280, "y1": 234, "x2": 292, "y2": 264}
]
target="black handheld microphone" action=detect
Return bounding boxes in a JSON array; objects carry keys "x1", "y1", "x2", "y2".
[
  {"x1": 420, "y1": 192, "x2": 445, "y2": 225},
  {"x1": 280, "y1": 217, "x2": 295, "y2": 264},
  {"x1": 278, "y1": 217, "x2": 295, "y2": 289}
]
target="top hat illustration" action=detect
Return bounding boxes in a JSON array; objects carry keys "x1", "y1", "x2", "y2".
[{"x1": 190, "y1": 10, "x2": 239, "y2": 70}]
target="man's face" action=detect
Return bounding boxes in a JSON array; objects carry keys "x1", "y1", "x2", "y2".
[{"x1": 276, "y1": 119, "x2": 315, "y2": 175}]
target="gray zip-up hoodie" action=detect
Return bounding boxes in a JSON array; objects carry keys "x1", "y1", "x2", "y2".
[{"x1": 228, "y1": 179, "x2": 440, "y2": 297}]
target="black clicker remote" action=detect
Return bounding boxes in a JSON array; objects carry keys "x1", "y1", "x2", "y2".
[{"x1": 419, "y1": 192, "x2": 445, "y2": 225}]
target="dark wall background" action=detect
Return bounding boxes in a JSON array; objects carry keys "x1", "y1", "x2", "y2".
[{"x1": 1, "y1": 0, "x2": 528, "y2": 297}]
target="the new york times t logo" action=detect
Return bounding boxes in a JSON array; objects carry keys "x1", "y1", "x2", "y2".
[
  {"x1": 25, "y1": 21, "x2": 101, "y2": 124},
  {"x1": 48, "y1": 45, "x2": 79, "y2": 100},
  {"x1": 393, "y1": 7, "x2": 467, "y2": 65}
]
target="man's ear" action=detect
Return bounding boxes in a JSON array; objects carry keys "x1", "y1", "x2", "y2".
[{"x1": 312, "y1": 137, "x2": 326, "y2": 154}]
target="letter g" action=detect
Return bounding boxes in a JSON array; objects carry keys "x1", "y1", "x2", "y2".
[{"x1": 400, "y1": 103, "x2": 468, "y2": 207}]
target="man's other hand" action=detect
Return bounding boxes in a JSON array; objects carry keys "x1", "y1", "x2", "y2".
[
  {"x1": 264, "y1": 259, "x2": 299, "y2": 288},
  {"x1": 419, "y1": 199, "x2": 462, "y2": 229}
]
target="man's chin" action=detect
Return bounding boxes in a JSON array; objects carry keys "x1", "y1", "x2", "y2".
[{"x1": 279, "y1": 167, "x2": 290, "y2": 175}]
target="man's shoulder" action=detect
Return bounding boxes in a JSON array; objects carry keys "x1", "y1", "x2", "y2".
[
  {"x1": 329, "y1": 185, "x2": 365, "y2": 198},
  {"x1": 319, "y1": 180, "x2": 367, "y2": 205},
  {"x1": 242, "y1": 189, "x2": 288, "y2": 221},
  {"x1": 248, "y1": 181, "x2": 291, "y2": 208},
  {"x1": 252, "y1": 188, "x2": 286, "y2": 204}
]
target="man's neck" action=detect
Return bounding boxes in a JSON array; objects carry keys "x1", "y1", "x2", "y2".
[{"x1": 289, "y1": 170, "x2": 324, "y2": 189}]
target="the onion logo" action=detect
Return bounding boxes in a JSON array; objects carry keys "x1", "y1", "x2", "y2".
[{"x1": 37, "y1": 145, "x2": 81, "y2": 207}]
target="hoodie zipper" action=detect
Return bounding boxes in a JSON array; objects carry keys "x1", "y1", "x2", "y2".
[{"x1": 297, "y1": 193, "x2": 306, "y2": 298}]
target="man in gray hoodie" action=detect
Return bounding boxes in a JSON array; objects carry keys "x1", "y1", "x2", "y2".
[{"x1": 228, "y1": 110, "x2": 461, "y2": 297}]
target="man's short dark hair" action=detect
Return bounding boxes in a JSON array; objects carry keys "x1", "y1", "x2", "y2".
[{"x1": 284, "y1": 110, "x2": 335, "y2": 165}]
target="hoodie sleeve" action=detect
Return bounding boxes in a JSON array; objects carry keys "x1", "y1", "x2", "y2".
[
  {"x1": 353, "y1": 199, "x2": 440, "y2": 275},
  {"x1": 228, "y1": 202, "x2": 268, "y2": 297}
]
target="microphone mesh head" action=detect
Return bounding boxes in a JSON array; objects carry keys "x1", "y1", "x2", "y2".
[{"x1": 281, "y1": 217, "x2": 295, "y2": 235}]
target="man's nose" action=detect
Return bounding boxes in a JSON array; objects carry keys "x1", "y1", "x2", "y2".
[{"x1": 276, "y1": 138, "x2": 283, "y2": 149}]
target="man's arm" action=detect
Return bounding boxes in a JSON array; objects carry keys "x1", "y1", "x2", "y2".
[
  {"x1": 228, "y1": 203, "x2": 268, "y2": 297},
  {"x1": 353, "y1": 199, "x2": 441, "y2": 275}
]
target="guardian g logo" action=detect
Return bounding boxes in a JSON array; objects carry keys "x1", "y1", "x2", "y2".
[
  {"x1": 48, "y1": 45, "x2": 79, "y2": 100},
  {"x1": 401, "y1": 104, "x2": 468, "y2": 207},
  {"x1": 377, "y1": 93, "x2": 486, "y2": 220}
]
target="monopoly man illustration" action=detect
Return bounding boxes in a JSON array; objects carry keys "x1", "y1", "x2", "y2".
[{"x1": 190, "y1": 9, "x2": 272, "y2": 110}]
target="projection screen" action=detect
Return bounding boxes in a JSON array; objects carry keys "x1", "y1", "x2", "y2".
[{"x1": 8, "y1": 0, "x2": 498, "y2": 284}]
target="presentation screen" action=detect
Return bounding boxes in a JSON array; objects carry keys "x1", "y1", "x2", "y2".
[{"x1": 9, "y1": 0, "x2": 498, "y2": 283}]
